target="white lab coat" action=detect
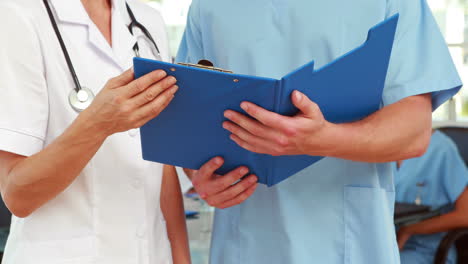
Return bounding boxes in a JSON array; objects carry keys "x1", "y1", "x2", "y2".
[{"x1": 0, "y1": 0, "x2": 173, "y2": 263}]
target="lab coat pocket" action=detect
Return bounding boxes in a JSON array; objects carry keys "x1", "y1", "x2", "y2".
[
  {"x1": 13, "y1": 236, "x2": 97, "y2": 264},
  {"x1": 344, "y1": 186, "x2": 399, "y2": 264}
]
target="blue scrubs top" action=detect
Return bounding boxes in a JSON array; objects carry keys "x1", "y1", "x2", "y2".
[
  {"x1": 395, "y1": 131, "x2": 468, "y2": 264},
  {"x1": 176, "y1": 0, "x2": 462, "y2": 263}
]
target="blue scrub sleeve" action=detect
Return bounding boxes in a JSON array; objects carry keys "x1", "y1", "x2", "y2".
[
  {"x1": 176, "y1": 0, "x2": 204, "y2": 64},
  {"x1": 384, "y1": 0, "x2": 462, "y2": 110},
  {"x1": 439, "y1": 134, "x2": 468, "y2": 203}
]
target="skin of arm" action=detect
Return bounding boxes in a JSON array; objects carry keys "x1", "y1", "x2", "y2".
[
  {"x1": 0, "y1": 69, "x2": 179, "y2": 218},
  {"x1": 223, "y1": 91, "x2": 432, "y2": 162},
  {"x1": 397, "y1": 187, "x2": 468, "y2": 250},
  {"x1": 161, "y1": 165, "x2": 191, "y2": 264},
  {"x1": 0, "y1": 112, "x2": 107, "y2": 218}
]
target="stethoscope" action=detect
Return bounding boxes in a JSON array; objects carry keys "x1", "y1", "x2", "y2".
[{"x1": 42, "y1": 0, "x2": 161, "y2": 112}]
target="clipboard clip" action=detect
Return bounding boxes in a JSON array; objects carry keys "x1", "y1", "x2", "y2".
[{"x1": 177, "y1": 60, "x2": 234, "y2": 73}]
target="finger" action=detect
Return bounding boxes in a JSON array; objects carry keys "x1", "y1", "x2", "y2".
[
  {"x1": 134, "y1": 85, "x2": 179, "y2": 126},
  {"x1": 195, "y1": 157, "x2": 225, "y2": 183},
  {"x1": 206, "y1": 174, "x2": 257, "y2": 206},
  {"x1": 223, "y1": 111, "x2": 279, "y2": 141},
  {"x1": 107, "y1": 68, "x2": 135, "y2": 88},
  {"x1": 230, "y1": 134, "x2": 270, "y2": 155},
  {"x1": 223, "y1": 121, "x2": 274, "y2": 150},
  {"x1": 124, "y1": 70, "x2": 169, "y2": 98},
  {"x1": 200, "y1": 166, "x2": 249, "y2": 197},
  {"x1": 130, "y1": 76, "x2": 177, "y2": 107},
  {"x1": 217, "y1": 183, "x2": 258, "y2": 209},
  {"x1": 238, "y1": 102, "x2": 292, "y2": 130},
  {"x1": 210, "y1": 166, "x2": 250, "y2": 194},
  {"x1": 291, "y1": 90, "x2": 320, "y2": 118}
]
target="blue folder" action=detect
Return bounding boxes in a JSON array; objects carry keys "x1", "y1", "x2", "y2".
[{"x1": 134, "y1": 15, "x2": 399, "y2": 187}]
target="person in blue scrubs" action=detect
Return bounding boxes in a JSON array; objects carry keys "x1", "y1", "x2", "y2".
[
  {"x1": 177, "y1": 0, "x2": 462, "y2": 263},
  {"x1": 395, "y1": 130, "x2": 468, "y2": 264}
]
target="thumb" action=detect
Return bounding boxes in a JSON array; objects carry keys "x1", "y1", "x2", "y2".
[{"x1": 292, "y1": 90, "x2": 319, "y2": 118}]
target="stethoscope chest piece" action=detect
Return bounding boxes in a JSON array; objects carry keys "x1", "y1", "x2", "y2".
[
  {"x1": 43, "y1": 0, "x2": 159, "y2": 113},
  {"x1": 69, "y1": 87, "x2": 95, "y2": 112}
]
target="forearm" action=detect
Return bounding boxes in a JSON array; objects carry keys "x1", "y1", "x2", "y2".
[
  {"x1": 1, "y1": 111, "x2": 107, "y2": 217},
  {"x1": 407, "y1": 189, "x2": 468, "y2": 235},
  {"x1": 404, "y1": 211, "x2": 468, "y2": 235},
  {"x1": 161, "y1": 165, "x2": 191, "y2": 264},
  {"x1": 322, "y1": 94, "x2": 432, "y2": 162}
]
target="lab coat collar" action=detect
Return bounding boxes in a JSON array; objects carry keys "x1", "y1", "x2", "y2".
[
  {"x1": 111, "y1": 0, "x2": 138, "y2": 70},
  {"x1": 111, "y1": 0, "x2": 130, "y2": 25},
  {"x1": 48, "y1": 0, "x2": 91, "y2": 26},
  {"x1": 48, "y1": 0, "x2": 129, "y2": 27},
  {"x1": 49, "y1": 0, "x2": 137, "y2": 70}
]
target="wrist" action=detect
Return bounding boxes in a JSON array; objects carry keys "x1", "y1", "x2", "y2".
[
  {"x1": 305, "y1": 121, "x2": 345, "y2": 157},
  {"x1": 73, "y1": 109, "x2": 110, "y2": 142}
]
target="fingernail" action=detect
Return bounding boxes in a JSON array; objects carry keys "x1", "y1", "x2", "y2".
[
  {"x1": 215, "y1": 157, "x2": 223, "y2": 165},
  {"x1": 240, "y1": 167, "x2": 248, "y2": 175},
  {"x1": 240, "y1": 102, "x2": 249, "y2": 111},
  {"x1": 169, "y1": 76, "x2": 177, "y2": 82},
  {"x1": 294, "y1": 91, "x2": 303, "y2": 102},
  {"x1": 224, "y1": 111, "x2": 232, "y2": 119},
  {"x1": 249, "y1": 177, "x2": 258, "y2": 183},
  {"x1": 157, "y1": 70, "x2": 167, "y2": 78},
  {"x1": 171, "y1": 85, "x2": 179, "y2": 92},
  {"x1": 222, "y1": 123, "x2": 229, "y2": 130}
]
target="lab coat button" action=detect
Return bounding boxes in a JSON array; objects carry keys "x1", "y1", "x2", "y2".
[
  {"x1": 132, "y1": 178, "x2": 143, "y2": 189},
  {"x1": 128, "y1": 129, "x2": 138, "y2": 137},
  {"x1": 137, "y1": 227, "x2": 146, "y2": 238}
]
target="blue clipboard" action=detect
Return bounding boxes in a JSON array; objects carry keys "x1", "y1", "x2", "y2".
[{"x1": 134, "y1": 15, "x2": 399, "y2": 187}]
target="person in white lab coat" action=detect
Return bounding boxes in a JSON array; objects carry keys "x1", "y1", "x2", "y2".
[
  {"x1": 0, "y1": 0, "x2": 258, "y2": 263},
  {"x1": 0, "y1": 0, "x2": 184, "y2": 263}
]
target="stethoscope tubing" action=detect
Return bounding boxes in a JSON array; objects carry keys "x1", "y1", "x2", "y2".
[
  {"x1": 43, "y1": 0, "x2": 83, "y2": 93},
  {"x1": 126, "y1": 3, "x2": 161, "y2": 56},
  {"x1": 42, "y1": 0, "x2": 161, "y2": 112}
]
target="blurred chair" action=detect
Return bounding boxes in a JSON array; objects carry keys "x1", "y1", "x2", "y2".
[
  {"x1": 0, "y1": 201, "x2": 11, "y2": 229},
  {"x1": 434, "y1": 127, "x2": 468, "y2": 264},
  {"x1": 435, "y1": 229, "x2": 468, "y2": 264},
  {"x1": 438, "y1": 127, "x2": 468, "y2": 166},
  {"x1": 0, "y1": 198, "x2": 11, "y2": 262}
]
